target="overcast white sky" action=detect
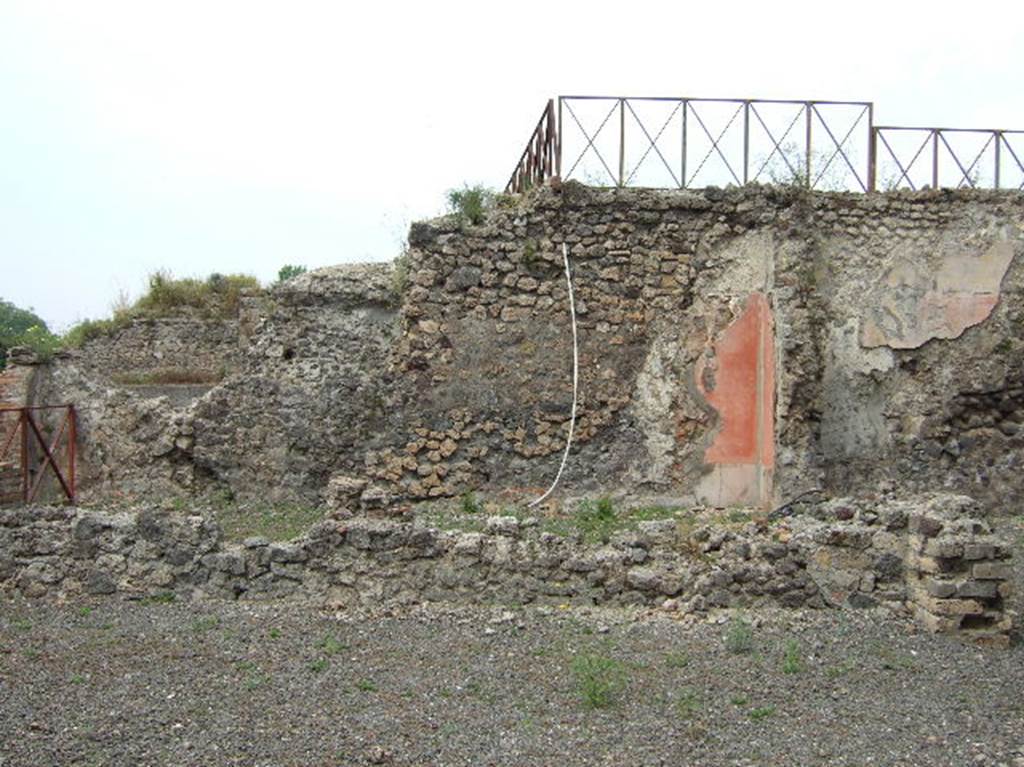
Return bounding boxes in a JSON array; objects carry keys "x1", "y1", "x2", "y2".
[{"x1": 2, "y1": 0, "x2": 1023, "y2": 329}]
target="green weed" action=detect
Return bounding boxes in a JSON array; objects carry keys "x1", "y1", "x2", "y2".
[
  {"x1": 749, "y1": 705, "x2": 776, "y2": 721},
  {"x1": 276, "y1": 264, "x2": 307, "y2": 283},
  {"x1": 446, "y1": 184, "x2": 495, "y2": 226},
  {"x1": 665, "y1": 651, "x2": 691, "y2": 669},
  {"x1": 781, "y1": 639, "x2": 803, "y2": 674},
  {"x1": 63, "y1": 271, "x2": 259, "y2": 347},
  {"x1": 676, "y1": 687, "x2": 702, "y2": 719},
  {"x1": 460, "y1": 491, "x2": 483, "y2": 515},
  {"x1": 570, "y1": 652, "x2": 627, "y2": 709},
  {"x1": 192, "y1": 616, "x2": 220, "y2": 633},
  {"x1": 318, "y1": 635, "x2": 348, "y2": 656},
  {"x1": 731, "y1": 694, "x2": 750, "y2": 707},
  {"x1": 575, "y1": 497, "x2": 618, "y2": 544},
  {"x1": 724, "y1": 617, "x2": 755, "y2": 655},
  {"x1": 308, "y1": 658, "x2": 328, "y2": 674},
  {"x1": 356, "y1": 679, "x2": 378, "y2": 693}
]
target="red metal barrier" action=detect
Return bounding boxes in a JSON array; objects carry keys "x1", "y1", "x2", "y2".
[{"x1": 0, "y1": 405, "x2": 76, "y2": 505}]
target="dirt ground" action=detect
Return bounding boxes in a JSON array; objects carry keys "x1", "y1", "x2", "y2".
[{"x1": 1, "y1": 595, "x2": 1022, "y2": 767}]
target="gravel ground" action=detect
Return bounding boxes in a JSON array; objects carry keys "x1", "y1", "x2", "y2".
[{"x1": 1, "y1": 595, "x2": 1022, "y2": 767}]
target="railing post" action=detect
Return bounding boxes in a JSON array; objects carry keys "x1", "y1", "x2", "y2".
[
  {"x1": 805, "y1": 103, "x2": 813, "y2": 189},
  {"x1": 867, "y1": 103, "x2": 877, "y2": 192},
  {"x1": 681, "y1": 100, "x2": 688, "y2": 189},
  {"x1": 618, "y1": 98, "x2": 625, "y2": 187},
  {"x1": 994, "y1": 131, "x2": 1002, "y2": 189},
  {"x1": 556, "y1": 97, "x2": 563, "y2": 180},
  {"x1": 743, "y1": 101, "x2": 750, "y2": 184},
  {"x1": 932, "y1": 130, "x2": 940, "y2": 188},
  {"x1": 68, "y1": 405, "x2": 76, "y2": 503},
  {"x1": 20, "y1": 409, "x2": 28, "y2": 504}
]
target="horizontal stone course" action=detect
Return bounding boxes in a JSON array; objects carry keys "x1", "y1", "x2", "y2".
[{"x1": 0, "y1": 492, "x2": 1014, "y2": 646}]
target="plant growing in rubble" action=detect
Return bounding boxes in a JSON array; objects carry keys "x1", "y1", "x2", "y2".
[
  {"x1": 571, "y1": 651, "x2": 627, "y2": 709},
  {"x1": 446, "y1": 184, "x2": 495, "y2": 226},
  {"x1": 575, "y1": 497, "x2": 618, "y2": 543},
  {"x1": 724, "y1": 616, "x2": 755, "y2": 655},
  {"x1": 460, "y1": 491, "x2": 483, "y2": 515},
  {"x1": 276, "y1": 264, "x2": 307, "y2": 283}
]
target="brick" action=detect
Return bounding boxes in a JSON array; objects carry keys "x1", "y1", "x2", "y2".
[
  {"x1": 912, "y1": 606, "x2": 961, "y2": 633},
  {"x1": 962, "y1": 543, "x2": 996, "y2": 560},
  {"x1": 923, "y1": 539, "x2": 963, "y2": 558},
  {"x1": 906, "y1": 551, "x2": 962, "y2": 575},
  {"x1": 915, "y1": 594, "x2": 985, "y2": 616},
  {"x1": 972, "y1": 562, "x2": 1012, "y2": 580},
  {"x1": 924, "y1": 579, "x2": 957, "y2": 598},
  {"x1": 956, "y1": 580, "x2": 998, "y2": 600}
]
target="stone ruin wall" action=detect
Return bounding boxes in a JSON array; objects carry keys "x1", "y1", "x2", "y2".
[
  {"x1": 5, "y1": 183, "x2": 1023, "y2": 645},
  {"x1": 14, "y1": 184, "x2": 1024, "y2": 511},
  {"x1": 0, "y1": 492, "x2": 1014, "y2": 646}
]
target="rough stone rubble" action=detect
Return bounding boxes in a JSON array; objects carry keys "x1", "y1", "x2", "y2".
[
  {"x1": 0, "y1": 493, "x2": 1014, "y2": 646},
  {"x1": 2, "y1": 183, "x2": 1022, "y2": 645}
]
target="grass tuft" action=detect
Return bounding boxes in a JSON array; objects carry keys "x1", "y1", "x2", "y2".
[
  {"x1": 570, "y1": 652, "x2": 627, "y2": 709},
  {"x1": 781, "y1": 639, "x2": 803, "y2": 674},
  {"x1": 724, "y1": 617, "x2": 755, "y2": 655}
]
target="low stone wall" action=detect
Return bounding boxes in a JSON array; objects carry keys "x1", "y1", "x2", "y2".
[{"x1": 0, "y1": 493, "x2": 1014, "y2": 646}]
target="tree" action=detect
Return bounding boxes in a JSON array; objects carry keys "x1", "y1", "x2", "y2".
[{"x1": 0, "y1": 299, "x2": 59, "y2": 367}]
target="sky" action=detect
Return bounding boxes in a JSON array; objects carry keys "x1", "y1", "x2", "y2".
[{"x1": 1, "y1": 0, "x2": 1023, "y2": 330}]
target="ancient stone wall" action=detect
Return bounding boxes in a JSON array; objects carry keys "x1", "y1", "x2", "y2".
[
  {"x1": 74, "y1": 318, "x2": 243, "y2": 381},
  {"x1": 24, "y1": 184, "x2": 1024, "y2": 511},
  {"x1": 0, "y1": 493, "x2": 1013, "y2": 645}
]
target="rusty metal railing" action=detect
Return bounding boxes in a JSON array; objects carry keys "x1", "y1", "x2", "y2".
[
  {"x1": 505, "y1": 95, "x2": 1024, "y2": 193},
  {"x1": 0, "y1": 405, "x2": 77, "y2": 505},
  {"x1": 506, "y1": 99, "x2": 559, "y2": 195}
]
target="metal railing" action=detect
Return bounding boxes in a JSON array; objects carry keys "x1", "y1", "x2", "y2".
[
  {"x1": 0, "y1": 405, "x2": 77, "y2": 505},
  {"x1": 506, "y1": 95, "x2": 1024, "y2": 194},
  {"x1": 874, "y1": 127, "x2": 1024, "y2": 191},
  {"x1": 506, "y1": 100, "x2": 559, "y2": 195}
]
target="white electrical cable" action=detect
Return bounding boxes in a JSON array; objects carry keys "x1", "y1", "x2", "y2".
[{"x1": 528, "y1": 243, "x2": 578, "y2": 508}]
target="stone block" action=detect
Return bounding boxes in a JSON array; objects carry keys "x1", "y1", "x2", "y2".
[
  {"x1": 956, "y1": 580, "x2": 998, "y2": 600},
  {"x1": 906, "y1": 552, "x2": 955, "y2": 574},
  {"x1": 908, "y1": 514, "x2": 944, "y2": 538},
  {"x1": 918, "y1": 596, "x2": 985, "y2": 617},
  {"x1": 962, "y1": 543, "x2": 996, "y2": 561},
  {"x1": 913, "y1": 606, "x2": 961, "y2": 633},
  {"x1": 972, "y1": 562, "x2": 1012, "y2": 580},
  {"x1": 924, "y1": 579, "x2": 957, "y2": 599},
  {"x1": 85, "y1": 570, "x2": 117, "y2": 595},
  {"x1": 923, "y1": 539, "x2": 964, "y2": 559}
]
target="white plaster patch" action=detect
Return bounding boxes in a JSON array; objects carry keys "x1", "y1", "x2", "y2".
[
  {"x1": 706, "y1": 231, "x2": 774, "y2": 297},
  {"x1": 860, "y1": 239, "x2": 1015, "y2": 349},
  {"x1": 629, "y1": 331, "x2": 680, "y2": 486}
]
